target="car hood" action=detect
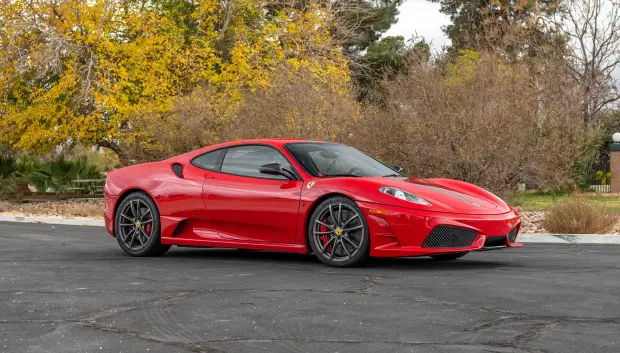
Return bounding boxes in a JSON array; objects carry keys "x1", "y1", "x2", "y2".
[{"x1": 363, "y1": 177, "x2": 511, "y2": 215}]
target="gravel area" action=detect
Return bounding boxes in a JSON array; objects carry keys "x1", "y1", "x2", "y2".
[
  {"x1": 519, "y1": 210, "x2": 546, "y2": 233},
  {"x1": 0, "y1": 199, "x2": 104, "y2": 219}
]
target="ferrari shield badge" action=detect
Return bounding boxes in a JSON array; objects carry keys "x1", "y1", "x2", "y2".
[{"x1": 306, "y1": 181, "x2": 315, "y2": 190}]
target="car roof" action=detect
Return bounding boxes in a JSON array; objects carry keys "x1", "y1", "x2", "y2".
[
  {"x1": 208, "y1": 138, "x2": 331, "y2": 149},
  {"x1": 170, "y1": 138, "x2": 332, "y2": 161},
  {"x1": 231, "y1": 138, "x2": 310, "y2": 146}
]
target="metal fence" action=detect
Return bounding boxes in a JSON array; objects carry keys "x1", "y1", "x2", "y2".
[
  {"x1": 590, "y1": 184, "x2": 611, "y2": 193},
  {"x1": 68, "y1": 179, "x2": 106, "y2": 197},
  {"x1": 589, "y1": 149, "x2": 611, "y2": 192}
]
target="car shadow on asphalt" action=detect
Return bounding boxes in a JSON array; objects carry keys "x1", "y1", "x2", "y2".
[{"x1": 162, "y1": 247, "x2": 509, "y2": 270}]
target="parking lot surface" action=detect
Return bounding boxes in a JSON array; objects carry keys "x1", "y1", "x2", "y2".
[{"x1": 1, "y1": 222, "x2": 619, "y2": 353}]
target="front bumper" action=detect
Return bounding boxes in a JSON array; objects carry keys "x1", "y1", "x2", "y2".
[
  {"x1": 356, "y1": 201, "x2": 522, "y2": 258},
  {"x1": 103, "y1": 194, "x2": 117, "y2": 237}
]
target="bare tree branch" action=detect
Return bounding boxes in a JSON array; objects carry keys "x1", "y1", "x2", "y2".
[{"x1": 552, "y1": 0, "x2": 620, "y2": 124}]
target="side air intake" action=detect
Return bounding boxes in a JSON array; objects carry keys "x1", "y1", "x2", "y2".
[
  {"x1": 171, "y1": 163, "x2": 184, "y2": 179},
  {"x1": 508, "y1": 226, "x2": 518, "y2": 243}
]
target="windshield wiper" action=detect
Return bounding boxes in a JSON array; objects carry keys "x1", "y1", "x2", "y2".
[
  {"x1": 323, "y1": 174, "x2": 360, "y2": 178},
  {"x1": 382, "y1": 174, "x2": 402, "y2": 177}
]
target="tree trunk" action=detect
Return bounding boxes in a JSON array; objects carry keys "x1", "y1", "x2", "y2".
[
  {"x1": 98, "y1": 140, "x2": 131, "y2": 167},
  {"x1": 582, "y1": 102, "x2": 590, "y2": 128},
  {"x1": 582, "y1": 83, "x2": 591, "y2": 128}
]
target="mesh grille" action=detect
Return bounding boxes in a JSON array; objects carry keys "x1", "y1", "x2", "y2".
[
  {"x1": 508, "y1": 227, "x2": 518, "y2": 243},
  {"x1": 422, "y1": 226, "x2": 478, "y2": 248}
]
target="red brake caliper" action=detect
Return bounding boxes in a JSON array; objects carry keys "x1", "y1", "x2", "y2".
[
  {"x1": 319, "y1": 217, "x2": 332, "y2": 253},
  {"x1": 145, "y1": 218, "x2": 152, "y2": 237}
]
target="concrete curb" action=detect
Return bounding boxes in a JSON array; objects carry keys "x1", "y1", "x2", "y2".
[
  {"x1": 0, "y1": 215, "x2": 104, "y2": 227},
  {"x1": 518, "y1": 233, "x2": 620, "y2": 244},
  {"x1": 2, "y1": 216, "x2": 620, "y2": 244}
]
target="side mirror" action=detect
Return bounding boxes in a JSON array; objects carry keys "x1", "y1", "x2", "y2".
[
  {"x1": 392, "y1": 166, "x2": 404, "y2": 175},
  {"x1": 260, "y1": 163, "x2": 294, "y2": 180}
]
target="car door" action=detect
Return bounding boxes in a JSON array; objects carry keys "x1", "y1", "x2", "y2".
[{"x1": 203, "y1": 145, "x2": 303, "y2": 243}]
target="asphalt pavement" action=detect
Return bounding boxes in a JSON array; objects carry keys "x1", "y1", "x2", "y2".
[{"x1": 1, "y1": 222, "x2": 619, "y2": 353}]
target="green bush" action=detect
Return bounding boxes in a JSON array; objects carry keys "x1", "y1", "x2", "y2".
[
  {"x1": 29, "y1": 156, "x2": 102, "y2": 194},
  {"x1": 0, "y1": 154, "x2": 102, "y2": 198},
  {"x1": 0, "y1": 156, "x2": 18, "y2": 197},
  {"x1": 15, "y1": 155, "x2": 43, "y2": 177}
]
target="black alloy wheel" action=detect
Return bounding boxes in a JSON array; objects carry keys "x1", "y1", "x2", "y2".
[
  {"x1": 308, "y1": 196, "x2": 370, "y2": 267},
  {"x1": 114, "y1": 192, "x2": 170, "y2": 257}
]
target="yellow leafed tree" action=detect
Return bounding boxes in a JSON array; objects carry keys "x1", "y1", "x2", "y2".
[{"x1": 0, "y1": 0, "x2": 350, "y2": 164}]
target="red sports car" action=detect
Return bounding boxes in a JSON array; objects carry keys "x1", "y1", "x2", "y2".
[{"x1": 104, "y1": 139, "x2": 521, "y2": 267}]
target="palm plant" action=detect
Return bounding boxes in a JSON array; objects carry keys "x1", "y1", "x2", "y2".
[
  {"x1": 29, "y1": 156, "x2": 102, "y2": 195},
  {"x1": 1, "y1": 153, "x2": 103, "y2": 198},
  {"x1": 29, "y1": 159, "x2": 73, "y2": 194},
  {"x1": 0, "y1": 156, "x2": 16, "y2": 177},
  {"x1": 73, "y1": 155, "x2": 101, "y2": 179},
  {"x1": 15, "y1": 155, "x2": 43, "y2": 178},
  {"x1": 0, "y1": 156, "x2": 18, "y2": 197}
]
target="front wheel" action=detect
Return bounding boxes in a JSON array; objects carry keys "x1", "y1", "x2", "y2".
[
  {"x1": 430, "y1": 252, "x2": 468, "y2": 261},
  {"x1": 114, "y1": 192, "x2": 170, "y2": 257},
  {"x1": 308, "y1": 196, "x2": 370, "y2": 267}
]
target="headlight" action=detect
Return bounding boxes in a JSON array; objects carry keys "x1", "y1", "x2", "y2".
[{"x1": 379, "y1": 186, "x2": 432, "y2": 206}]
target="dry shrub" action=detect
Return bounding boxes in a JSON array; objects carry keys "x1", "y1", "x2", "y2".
[
  {"x1": 128, "y1": 67, "x2": 360, "y2": 163},
  {"x1": 542, "y1": 200, "x2": 618, "y2": 234},
  {"x1": 218, "y1": 68, "x2": 361, "y2": 142},
  {"x1": 125, "y1": 88, "x2": 224, "y2": 163},
  {"x1": 351, "y1": 51, "x2": 597, "y2": 192}
]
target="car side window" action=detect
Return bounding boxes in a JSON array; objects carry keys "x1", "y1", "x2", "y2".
[
  {"x1": 221, "y1": 145, "x2": 293, "y2": 180},
  {"x1": 191, "y1": 148, "x2": 227, "y2": 171}
]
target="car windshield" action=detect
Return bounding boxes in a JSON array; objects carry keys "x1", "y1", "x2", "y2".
[{"x1": 286, "y1": 143, "x2": 398, "y2": 177}]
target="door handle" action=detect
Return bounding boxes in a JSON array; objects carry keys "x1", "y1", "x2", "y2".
[{"x1": 205, "y1": 174, "x2": 215, "y2": 179}]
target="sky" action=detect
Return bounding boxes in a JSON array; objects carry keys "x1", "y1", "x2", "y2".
[
  {"x1": 383, "y1": 0, "x2": 452, "y2": 50},
  {"x1": 383, "y1": 0, "x2": 620, "y2": 79}
]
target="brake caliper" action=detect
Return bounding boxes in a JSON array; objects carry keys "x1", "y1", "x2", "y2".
[
  {"x1": 319, "y1": 217, "x2": 332, "y2": 252},
  {"x1": 145, "y1": 218, "x2": 152, "y2": 236}
]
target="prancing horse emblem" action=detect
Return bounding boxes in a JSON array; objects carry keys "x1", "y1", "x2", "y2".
[{"x1": 307, "y1": 181, "x2": 316, "y2": 189}]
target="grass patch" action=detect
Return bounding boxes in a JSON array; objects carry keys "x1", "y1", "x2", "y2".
[{"x1": 504, "y1": 191, "x2": 620, "y2": 212}]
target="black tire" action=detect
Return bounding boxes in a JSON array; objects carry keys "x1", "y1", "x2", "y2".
[
  {"x1": 430, "y1": 252, "x2": 468, "y2": 261},
  {"x1": 307, "y1": 196, "x2": 370, "y2": 267},
  {"x1": 114, "y1": 192, "x2": 171, "y2": 257}
]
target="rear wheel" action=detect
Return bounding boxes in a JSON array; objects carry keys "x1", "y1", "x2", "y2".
[
  {"x1": 430, "y1": 252, "x2": 468, "y2": 261},
  {"x1": 308, "y1": 196, "x2": 370, "y2": 267},
  {"x1": 114, "y1": 192, "x2": 170, "y2": 257}
]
